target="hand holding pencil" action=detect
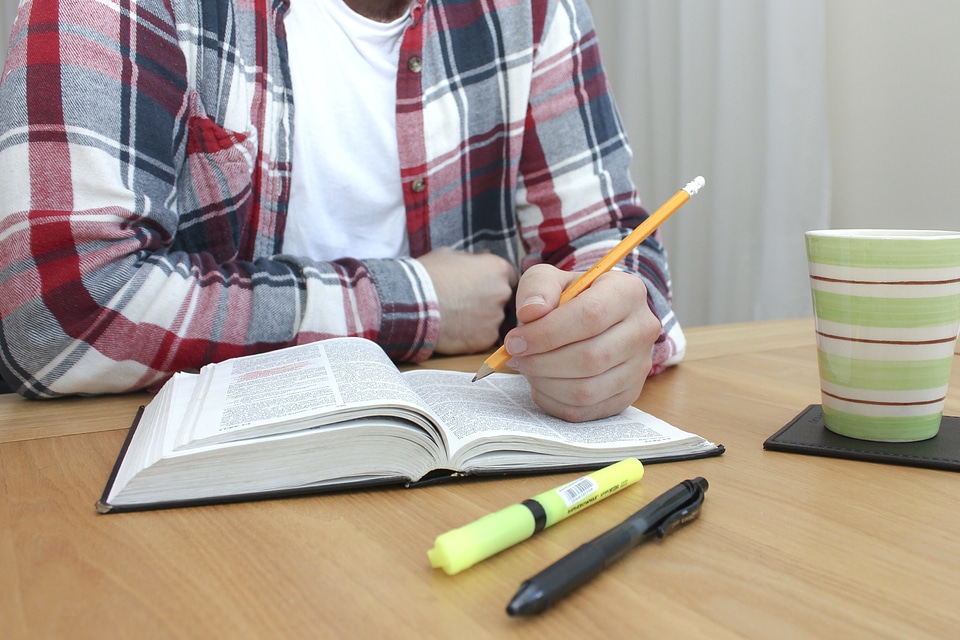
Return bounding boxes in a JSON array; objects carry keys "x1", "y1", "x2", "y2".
[{"x1": 473, "y1": 176, "x2": 705, "y2": 389}]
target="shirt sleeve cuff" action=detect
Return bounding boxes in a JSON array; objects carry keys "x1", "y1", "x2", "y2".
[{"x1": 365, "y1": 257, "x2": 440, "y2": 363}]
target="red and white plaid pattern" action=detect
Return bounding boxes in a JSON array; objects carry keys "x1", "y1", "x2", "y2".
[{"x1": 0, "y1": 0, "x2": 682, "y2": 398}]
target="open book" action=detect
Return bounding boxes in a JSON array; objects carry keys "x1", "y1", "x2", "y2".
[{"x1": 98, "y1": 338, "x2": 723, "y2": 512}]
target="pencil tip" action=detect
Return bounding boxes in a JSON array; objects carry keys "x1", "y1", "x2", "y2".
[{"x1": 472, "y1": 363, "x2": 495, "y2": 382}]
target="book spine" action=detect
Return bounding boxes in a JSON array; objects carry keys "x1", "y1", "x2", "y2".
[{"x1": 96, "y1": 406, "x2": 145, "y2": 514}]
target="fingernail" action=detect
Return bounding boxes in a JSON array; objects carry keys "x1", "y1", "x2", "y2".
[
  {"x1": 519, "y1": 295, "x2": 546, "y2": 308},
  {"x1": 505, "y1": 336, "x2": 527, "y2": 355}
]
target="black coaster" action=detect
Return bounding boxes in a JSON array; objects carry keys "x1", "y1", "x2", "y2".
[{"x1": 763, "y1": 405, "x2": 960, "y2": 472}]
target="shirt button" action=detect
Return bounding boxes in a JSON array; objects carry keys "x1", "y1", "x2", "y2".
[
  {"x1": 408, "y1": 56, "x2": 423, "y2": 73},
  {"x1": 411, "y1": 177, "x2": 426, "y2": 193}
]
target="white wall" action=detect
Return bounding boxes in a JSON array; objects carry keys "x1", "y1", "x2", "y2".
[{"x1": 826, "y1": 0, "x2": 960, "y2": 231}]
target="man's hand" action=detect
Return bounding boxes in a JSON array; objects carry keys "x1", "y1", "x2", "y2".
[
  {"x1": 418, "y1": 248, "x2": 518, "y2": 354},
  {"x1": 503, "y1": 265, "x2": 662, "y2": 422}
]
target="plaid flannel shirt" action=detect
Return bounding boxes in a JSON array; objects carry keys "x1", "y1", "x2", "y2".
[{"x1": 0, "y1": 0, "x2": 684, "y2": 398}]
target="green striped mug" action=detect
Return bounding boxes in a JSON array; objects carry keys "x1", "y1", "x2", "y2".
[{"x1": 805, "y1": 229, "x2": 960, "y2": 441}]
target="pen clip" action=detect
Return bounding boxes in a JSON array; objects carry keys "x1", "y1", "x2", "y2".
[{"x1": 654, "y1": 486, "x2": 705, "y2": 539}]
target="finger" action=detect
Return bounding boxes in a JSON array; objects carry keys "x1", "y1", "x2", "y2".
[
  {"x1": 527, "y1": 364, "x2": 647, "y2": 422},
  {"x1": 514, "y1": 264, "x2": 578, "y2": 324},
  {"x1": 506, "y1": 282, "x2": 619, "y2": 359},
  {"x1": 509, "y1": 271, "x2": 649, "y2": 356},
  {"x1": 513, "y1": 313, "x2": 643, "y2": 379}
]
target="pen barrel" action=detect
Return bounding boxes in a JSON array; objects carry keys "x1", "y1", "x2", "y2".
[
  {"x1": 508, "y1": 478, "x2": 708, "y2": 615},
  {"x1": 589, "y1": 520, "x2": 650, "y2": 564},
  {"x1": 522, "y1": 525, "x2": 643, "y2": 608},
  {"x1": 520, "y1": 542, "x2": 611, "y2": 610}
]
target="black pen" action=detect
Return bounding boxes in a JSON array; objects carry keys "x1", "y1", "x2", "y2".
[{"x1": 506, "y1": 477, "x2": 708, "y2": 616}]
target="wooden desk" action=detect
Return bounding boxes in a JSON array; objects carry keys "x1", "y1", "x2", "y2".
[{"x1": 2, "y1": 318, "x2": 958, "y2": 638}]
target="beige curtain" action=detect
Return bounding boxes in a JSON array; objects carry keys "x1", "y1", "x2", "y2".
[
  {"x1": 1, "y1": 3, "x2": 14, "y2": 72},
  {"x1": 587, "y1": 0, "x2": 830, "y2": 327}
]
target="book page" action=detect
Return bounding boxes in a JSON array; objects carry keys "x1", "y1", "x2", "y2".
[
  {"x1": 113, "y1": 416, "x2": 448, "y2": 506},
  {"x1": 109, "y1": 371, "x2": 200, "y2": 501},
  {"x1": 402, "y1": 370, "x2": 714, "y2": 468},
  {"x1": 176, "y1": 338, "x2": 440, "y2": 449}
]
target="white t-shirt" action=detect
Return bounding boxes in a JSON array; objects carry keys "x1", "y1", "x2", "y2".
[{"x1": 283, "y1": 0, "x2": 411, "y2": 261}]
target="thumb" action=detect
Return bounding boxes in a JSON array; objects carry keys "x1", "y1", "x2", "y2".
[{"x1": 514, "y1": 264, "x2": 579, "y2": 324}]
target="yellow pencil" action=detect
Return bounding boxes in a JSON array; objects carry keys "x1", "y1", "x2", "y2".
[{"x1": 472, "y1": 176, "x2": 705, "y2": 382}]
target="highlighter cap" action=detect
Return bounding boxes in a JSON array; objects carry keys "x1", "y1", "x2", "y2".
[{"x1": 428, "y1": 503, "x2": 535, "y2": 575}]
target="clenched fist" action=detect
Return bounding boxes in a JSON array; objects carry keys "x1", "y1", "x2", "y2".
[{"x1": 418, "y1": 248, "x2": 518, "y2": 354}]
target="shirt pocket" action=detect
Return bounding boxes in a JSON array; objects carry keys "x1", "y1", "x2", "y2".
[{"x1": 176, "y1": 94, "x2": 259, "y2": 262}]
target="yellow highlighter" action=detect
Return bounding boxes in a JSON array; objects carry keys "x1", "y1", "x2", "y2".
[{"x1": 427, "y1": 458, "x2": 644, "y2": 575}]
